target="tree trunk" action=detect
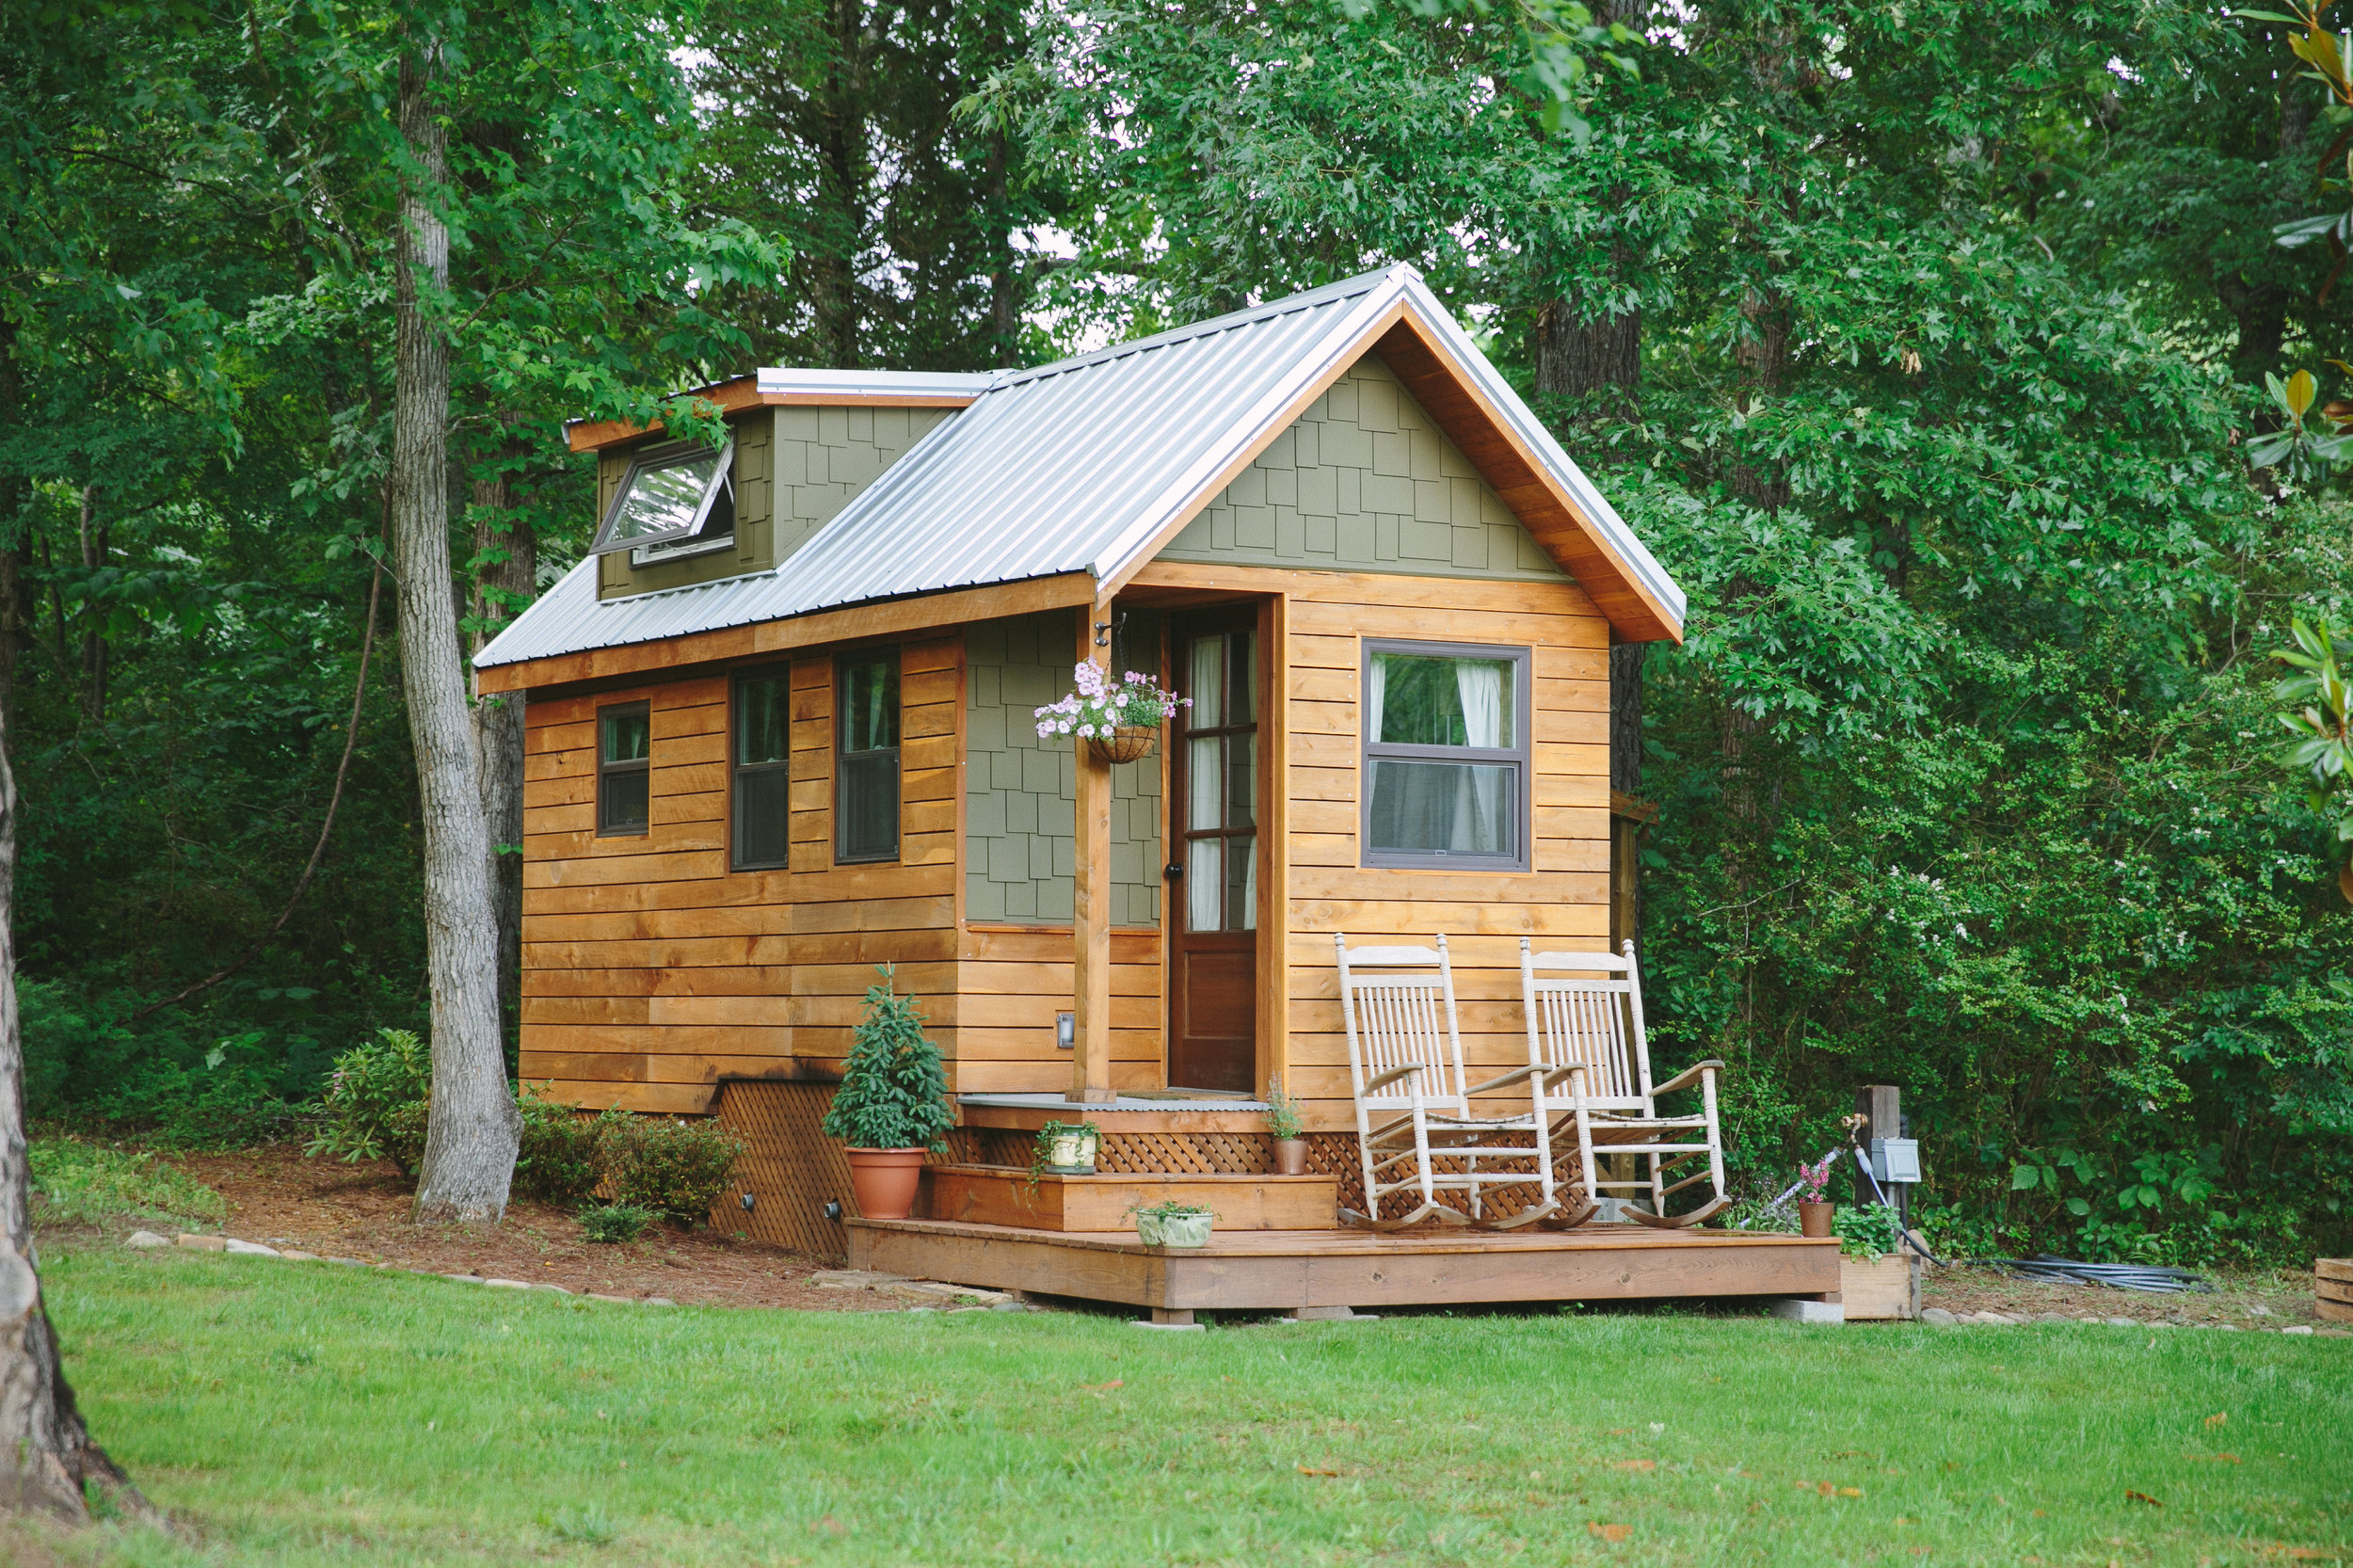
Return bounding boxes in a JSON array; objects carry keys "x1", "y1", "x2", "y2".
[
  {"x1": 468, "y1": 467, "x2": 532, "y2": 1055},
  {"x1": 1531, "y1": 279, "x2": 1641, "y2": 424},
  {"x1": 394, "y1": 40, "x2": 519, "y2": 1226},
  {"x1": 0, "y1": 451, "x2": 150, "y2": 1524},
  {"x1": 74, "y1": 486, "x2": 104, "y2": 722}
]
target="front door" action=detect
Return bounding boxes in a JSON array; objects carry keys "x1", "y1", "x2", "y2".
[{"x1": 1168, "y1": 612, "x2": 1260, "y2": 1093}]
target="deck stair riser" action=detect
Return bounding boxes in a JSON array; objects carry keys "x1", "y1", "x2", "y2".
[{"x1": 926, "y1": 1165, "x2": 1338, "y2": 1232}]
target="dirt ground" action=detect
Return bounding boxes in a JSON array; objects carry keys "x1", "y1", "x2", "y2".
[{"x1": 50, "y1": 1142, "x2": 2346, "y2": 1326}]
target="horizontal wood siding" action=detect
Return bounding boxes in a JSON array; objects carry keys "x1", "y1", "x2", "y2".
[
  {"x1": 1132, "y1": 562, "x2": 1610, "y2": 1132},
  {"x1": 953, "y1": 925, "x2": 1164, "y2": 1095},
  {"x1": 519, "y1": 633, "x2": 963, "y2": 1112}
]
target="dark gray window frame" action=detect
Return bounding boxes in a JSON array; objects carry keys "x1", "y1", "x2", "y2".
[
  {"x1": 1358, "y1": 636, "x2": 1532, "y2": 872},
  {"x1": 595, "y1": 699, "x2": 651, "y2": 839},
  {"x1": 834, "y1": 647, "x2": 903, "y2": 866},
  {"x1": 729, "y1": 663, "x2": 792, "y2": 871}
]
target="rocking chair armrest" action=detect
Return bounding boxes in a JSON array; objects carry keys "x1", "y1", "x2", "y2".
[
  {"x1": 1361, "y1": 1064, "x2": 1423, "y2": 1095},
  {"x1": 1463, "y1": 1064, "x2": 1545, "y2": 1097},
  {"x1": 1650, "y1": 1060, "x2": 1727, "y2": 1097}
]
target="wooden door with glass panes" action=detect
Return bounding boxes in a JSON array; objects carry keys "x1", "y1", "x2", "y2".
[{"x1": 1167, "y1": 612, "x2": 1260, "y2": 1093}]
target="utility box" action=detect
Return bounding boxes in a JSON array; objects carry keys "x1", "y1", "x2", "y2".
[{"x1": 1870, "y1": 1138, "x2": 1921, "y2": 1185}]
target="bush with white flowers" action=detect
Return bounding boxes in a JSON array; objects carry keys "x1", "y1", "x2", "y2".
[{"x1": 1033, "y1": 662, "x2": 1185, "y2": 740}]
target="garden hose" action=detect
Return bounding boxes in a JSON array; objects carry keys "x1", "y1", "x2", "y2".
[{"x1": 1966, "y1": 1256, "x2": 2214, "y2": 1293}]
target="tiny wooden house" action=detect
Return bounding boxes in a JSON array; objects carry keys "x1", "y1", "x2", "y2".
[{"x1": 476, "y1": 264, "x2": 1693, "y2": 1267}]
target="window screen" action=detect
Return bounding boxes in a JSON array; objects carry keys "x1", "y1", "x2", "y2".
[
  {"x1": 597, "y1": 702, "x2": 651, "y2": 837},
  {"x1": 591, "y1": 440, "x2": 734, "y2": 554},
  {"x1": 1360, "y1": 642, "x2": 1529, "y2": 869},
  {"x1": 836, "y1": 652, "x2": 901, "y2": 864},
  {"x1": 732, "y1": 666, "x2": 791, "y2": 869}
]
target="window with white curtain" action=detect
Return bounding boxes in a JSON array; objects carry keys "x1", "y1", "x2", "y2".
[{"x1": 1360, "y1": 640, "x2": 1530, "y2": 870}]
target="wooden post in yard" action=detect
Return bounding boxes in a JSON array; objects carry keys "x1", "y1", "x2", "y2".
[{"x1": 1072, "y1": 605, "x2": 1117, "y2": 1105}]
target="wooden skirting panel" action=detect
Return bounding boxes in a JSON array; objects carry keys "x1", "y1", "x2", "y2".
[
  {"x1": 846, "y1": 1221, "x2": 1839, "y2": 1313},
  {"x1": 712, "y1": 1080, "x2": 856, "y2": 1263}
]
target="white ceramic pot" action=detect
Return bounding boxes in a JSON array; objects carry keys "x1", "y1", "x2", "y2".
[
  {"x1": 1134, "y1": 1210, "x2": 1165, "y2": 1247},
  {"x1": 1156, "y1": 1210, "x2": 1214, "y2": 1249},
  {"x1": 1047, "y1": 1131, "x2": 1098, "y2": 1173}
]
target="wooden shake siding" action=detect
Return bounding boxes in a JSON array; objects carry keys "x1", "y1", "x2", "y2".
[
  {"x1": 517, "y1": 633, "x2": 963, "y2": 1112},
  {"x1": 1131, "y1": 561, "x2": 1611, "y2": 1134}
]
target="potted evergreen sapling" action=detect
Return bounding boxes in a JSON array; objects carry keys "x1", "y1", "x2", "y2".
[{"x1": 823, "y1": 967, "x2": 956, "y2": 1221}]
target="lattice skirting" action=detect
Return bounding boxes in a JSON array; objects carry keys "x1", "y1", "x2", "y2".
[{"x1": 714, "y1": 1102, "x2": 1573, "y2": 1260}]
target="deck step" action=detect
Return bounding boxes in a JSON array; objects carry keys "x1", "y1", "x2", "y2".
[{"x1": 926, "y1": 1164, "x2": 1339, "y2": 1232}]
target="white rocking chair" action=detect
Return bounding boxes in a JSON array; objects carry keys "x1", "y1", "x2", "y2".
[
  {"x1": 1520, "y1": 938, "x2": 1730, "y2": 1229},
  {"x1": 1335, "y1": 934, "x2": 1562, "y2": 1231}
]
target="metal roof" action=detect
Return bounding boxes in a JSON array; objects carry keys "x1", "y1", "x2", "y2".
[
  {"x1": 753, "y1": 367, "x2": 993, "y2": 398},
  {"x1": 476, "y1": 265, "x2": 1684, "y2": 672}
]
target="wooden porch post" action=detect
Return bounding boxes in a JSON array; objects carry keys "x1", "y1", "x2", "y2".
[{"x1": 1072, "y1": 603, "x2": 1117, "y2": 1104}]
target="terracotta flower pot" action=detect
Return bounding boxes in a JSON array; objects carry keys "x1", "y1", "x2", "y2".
[
  {"x1": 1798, "y1": 1199, "x2": 1836, "y2": 1239},
  {"x1": 844, "y1": 1147, "x2": 926, "y2": 1220},
  {"x1": 1273, "y1": 1137, "x2": 1309, "y2": 1176},
  {"x1": 1086, "y1": 725, "x2": 1158, "y2": 765}
]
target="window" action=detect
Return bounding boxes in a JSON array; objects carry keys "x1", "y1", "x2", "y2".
[
  {"x1": 590, "y1": 439, "x2": 734, "y2": 555},
  {"x1": 836, "y1": 652, "x2": 901, "y2": 863},
  {"x1": 1180, "y1": 627, "x2": 1257, "y2": 932},
  {"x1": 732, "y1": 666, "x2": 791, "y2": 869},
  {"x1": 1360, "y1": 640, "x2": 1529, "y2": 870},
  {"x1": 597, "y1": 702, "x2": 650, "y2": 837}
]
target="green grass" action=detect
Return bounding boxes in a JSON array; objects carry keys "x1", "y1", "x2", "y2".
[
  {"x1": 28, "y1": 1139, "x2": 226, "y2": 1231},
  {"x1": 18, "y1": 1247, "x2": 2353, "y2": 1566}
]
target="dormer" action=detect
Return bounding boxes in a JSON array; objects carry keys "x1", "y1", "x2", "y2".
[{"x1": 571, "y1": 369, "x2": 992, "y2": 601}]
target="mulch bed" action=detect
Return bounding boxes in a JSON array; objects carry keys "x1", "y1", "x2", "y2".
[{"x1": 143, "y1": 1144, "x2": 892, "y2": 1312}]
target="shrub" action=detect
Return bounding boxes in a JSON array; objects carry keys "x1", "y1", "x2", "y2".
[
  {"x1": 601, "y1": 1115, "x2": 744, "y2": 1225},
  {"x1": 28, "y1": 1138, "x2": 227, "y2": 1230},
  {"x1": 1835, "y1": 1201, "x2": 1906, "y2": 1260},
  {"x1": 822, "y1": 966, "x2": 954, "y2": 1151},
  {"x1": 578, "y1": 1204, "x2": 655, "y2": 1244},
  {"x1": 514, "y1": 1085, "x2": 617, "y2": 1206},
  {"x1": 307, "y1": 1028, "x2": 431, "y2": 1174}
]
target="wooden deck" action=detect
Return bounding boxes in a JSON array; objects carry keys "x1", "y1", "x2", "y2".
[{"x1": 846, "y1": 1219, "x2": 1841, "y2": 1318}]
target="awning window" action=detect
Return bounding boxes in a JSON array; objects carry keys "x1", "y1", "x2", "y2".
[{"x1": 591, "y1": 440, "x2": 734, "y2": 554}]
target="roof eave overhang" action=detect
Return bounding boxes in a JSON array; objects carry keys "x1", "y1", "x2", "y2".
[{"x1": 564, "y1": 375, "x2": 984, "y2": 456}]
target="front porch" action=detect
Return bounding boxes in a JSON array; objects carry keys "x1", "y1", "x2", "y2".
[{"x1": 846, "y1": 1217, "x2": 1841, "y2": 1323}]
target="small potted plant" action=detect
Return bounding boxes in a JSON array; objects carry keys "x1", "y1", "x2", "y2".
[
  {"x1": 1033, "y1": 663, "x2": 1185, "y2": 765},
  {"x1": 1132, "y1": 1200, "x2": 1216, "y2": 1249},
  {"x1": 1263, "y1": 1076, "x2": 1307, "y2": 1176},
  {"x1": 1795, "y1": 1157, "x2": 1835, "y2": 1239},
  {"x1": 1034, "y1": 1119, "x2": 1101, "y2": 1176},
  {"x1": 821, "y1": 966, "x2": 956, "y2": 1221}
]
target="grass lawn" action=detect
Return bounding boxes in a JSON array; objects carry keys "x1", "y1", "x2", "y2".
[{"x1": 12, "y1": 1248, "x2": 2350, "y2": 1567}]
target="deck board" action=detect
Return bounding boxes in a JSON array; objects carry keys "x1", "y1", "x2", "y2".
[{"x1": 845, "y1": 1219, "x2": 1840, "y2": 1313}]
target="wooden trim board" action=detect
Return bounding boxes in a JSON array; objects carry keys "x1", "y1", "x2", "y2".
[
  {"x1": 954, "y1": 1103, "x2": 1273, "y2": 1134},
  {"x1": 928, "y1": 1166, "x2": 1338, "y2": 1231},
  {"x1": 845, "y1": 1219, "x2": 1839, "y2": 1312}
]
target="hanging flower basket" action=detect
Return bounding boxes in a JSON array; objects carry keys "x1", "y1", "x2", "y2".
[
  {"x1": 1088, "y1": 725, "x2": 1159, "y2": 765},
  {"x1": 1035, "y1": 664, "x2": 1185, "y2": 764}
]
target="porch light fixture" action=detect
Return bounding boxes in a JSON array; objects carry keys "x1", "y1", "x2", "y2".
[
  {"x1": 590, "y1": 438, "x2": 735, "y2": 554},
  {"x1": 1056, "y1": 1012, "x2": 1075, "y2": 1050}
]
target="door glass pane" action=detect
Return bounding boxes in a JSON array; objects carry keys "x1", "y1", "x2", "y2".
[
  {"x1": 1226, "y1": 833, "x2": 1257, "y2": 931},
  {"x1": 1187, "y1": 836, "x2": 1223, "y2": 933},
  {"x1": 1188, "y1": 634, "x2": 1223, "y2": 728},
  {"x1": 1188, "y1": 736, "x2": 1222, "y2": 832},
  {"x1": 601, "y1": 709, "x2": 649, "y2": 764},
  {"x1": 1229, "y1": 629, "x2": 1257, "y2": 724},
  {"x1": 1225, "y1": 732, "x2": 1256, "y2": 829},
  {"x1": 1367, "y1": 759, "x2": 1519, "y2": 857}
]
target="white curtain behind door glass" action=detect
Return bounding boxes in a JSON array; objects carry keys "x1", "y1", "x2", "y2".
[
  {"x1": 1452, "y1": 661, "x2": 1504, "y2": 851},
  {"x1": 1366, "y1": 653, "x2": 1387, "y2": 744}
]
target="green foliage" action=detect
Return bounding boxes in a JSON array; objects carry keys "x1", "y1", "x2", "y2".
[
  {"x1": 307, "y1": 1029, "x2": 433, "y2": 1175},
  {"x1": 26, "y1": 1137, "x2": 226, "y2": 1230},
  {"x1": 822, "y1": 967, "x2": 955, "y2": 1152},
  {"x1": 600, "y1": 1116, "x2": 745, "y2": 1226},
  {"x1": 1261, "y1": 1076, "x2": 1304, "y2": 1141},
  {"x1": 2273, "y1": 616, "x2": 2353, "y2": 898},
  {"x1": 1833, "y1": 1202, "x2": 1905, "y2": 1261},
  {"x1": 514, "y1": 1087, "x2": 621, "y2": 1207},
  {"x1": 577, "y1": 1205, "x2": 655, "y2": 1245}
]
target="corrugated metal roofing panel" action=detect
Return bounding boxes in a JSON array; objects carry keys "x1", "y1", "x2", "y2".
[{"x1": 476, "y1": 264, "x2": 1684, "y2": 673}]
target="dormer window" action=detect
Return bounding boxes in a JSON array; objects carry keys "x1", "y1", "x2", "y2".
[{"x1": 590, "y1": 439, "x2": 735, "y2": 557}]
